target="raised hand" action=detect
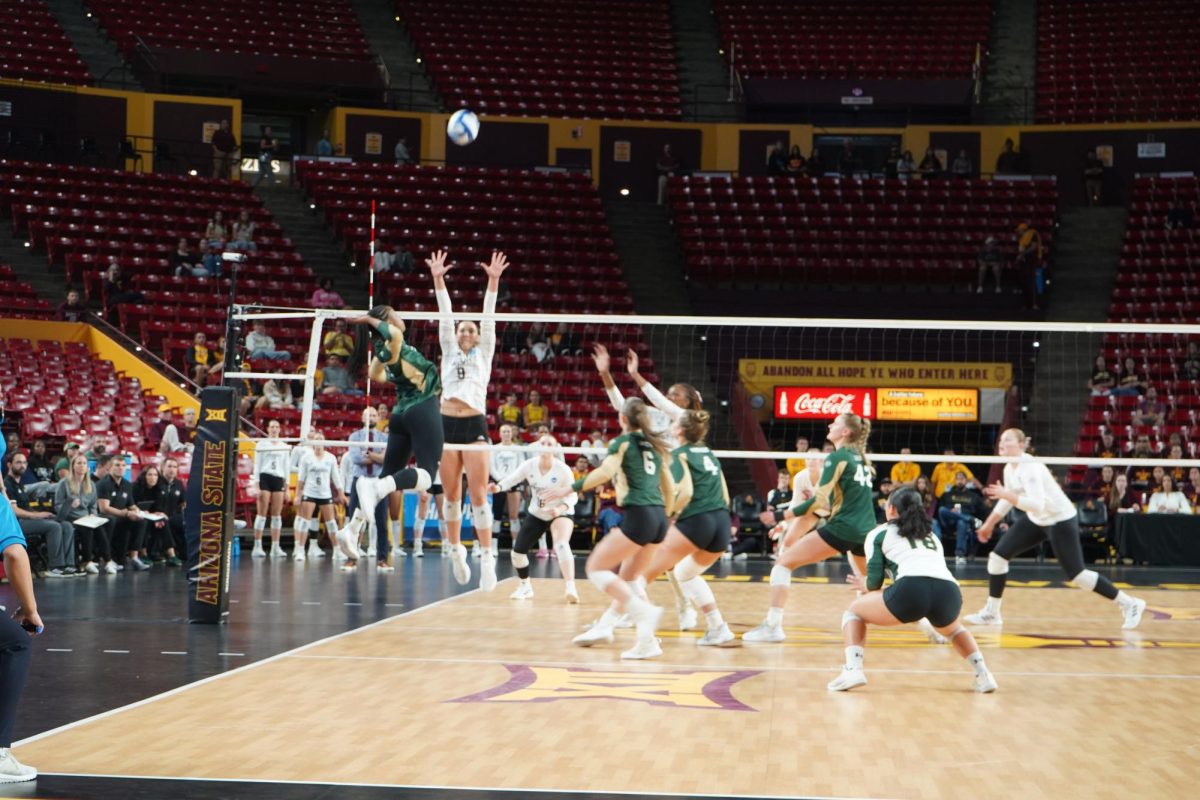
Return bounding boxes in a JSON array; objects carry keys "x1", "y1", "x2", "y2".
[
  {"x1": 591, "y1": 343, "x2": 611, "y2": 374},
  {"x1": 481, "y1": 250, "x2": 509, "y2": 279},
  {"x1": 424, "y1": 249, "x2": 452, "y2": 280},
  {"x1": 625, "y1": 348, "x2": 640, "y2": 377}
]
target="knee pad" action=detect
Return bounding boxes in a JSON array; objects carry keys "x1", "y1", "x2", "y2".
[
  {"x1": 987, "y1": 552, "x2": 1010, "y2": 576},
  {"x1": 441, "y1": 498, "x2": 463, "y2": 522},
  {"x1": 413, "y1": 468, "x2": 432, "y2": 493},
  {"x1": 471, "y1": 503, "x2": 493, "y2": 531},
  {"x1": 511, "y1": 551, "x2": 530, "y2": 569},
  {"x1": 682, "y1": 576, "x2": 715, "y2": 609},
  {"x1": 840, "y1": 610, "x2": 862, "y2": 630},
  {"x1": 554, "y1": 540, "x2": 573, "y2": 563},
  {"x1": 270, "y1": 516, "x2": 282, "y2": 530},
  {"x1": 253, "y1": 515, "x2": 266, "y2": 531},
  {"x1": 1070, "y1": 569, "x2": 1099, "y2": 591},
  {"x1": 770, "y1": 564, "x2": 793, "y2": 587},
  {"x1": 946, "y1": 625, "x2": 967, "y2": 641},
  {"x1": 673, "y1": 554, "x2": 706, "y2": 584},
  {"x1": 324, "y1": 519, "x2": 339, "y2": 535},
  {"x1": 588, "y1": 569, "x2": 618, "y2": 594}
]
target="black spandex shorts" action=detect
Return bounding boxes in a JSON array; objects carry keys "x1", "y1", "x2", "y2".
[
  {"x1": 258, "y1": 473, "x2": 285, "y2": 493},
  {"x1": 302, "y1": 496, "x2": 332, "y2": 507},
  {"x1": 882, "y1": 576, "x2": 963, "y2": 627},
  {"x1": 442, "y1": 414, "x2": 489, "y2": 445},
  {"x1": 513, "y1": 515, "x2": 571, "y2": 553},
  {"x1": 675, "y1": 509, "x2": 731, "y2": 553},
  {"x1": 617, "y1": 505, "x2": 668, "y2": 546},
  {"x1": 818, "y1": 527, "x2": 866, "y2": 557}
]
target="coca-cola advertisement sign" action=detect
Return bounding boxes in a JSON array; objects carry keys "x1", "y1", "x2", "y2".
[{"x1": 773, "y1": 387, "x2": 876, "y2": 420}]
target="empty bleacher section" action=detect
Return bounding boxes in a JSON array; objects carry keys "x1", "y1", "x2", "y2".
[
  {"x1": 669, "y1": 174, "x2": 1056, "y2": 289},
  {"x1": 396, "y1": 0, "x2": 681, "y2": 119},
  {"x1": 298, "y1": 160, "x2": 655, "y2": 440},
  {"x1": 1037, "y1": 0, "x2": 1200, "y2": 123},
  {"x1": 1074, "y1": 175, "x2": 1200, "y2": 467},
  {"x1": 0, "y1": 264, "x2": 51, "y2": 318},
  {"x1": 0, "y1": 0, "x2": 92, "y2": 86}
]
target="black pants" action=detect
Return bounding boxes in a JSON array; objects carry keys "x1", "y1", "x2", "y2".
[
  {"x1": 383, "y1": 396, "x2": 444, "y2": 493},
  {"x1": 992, "y1": 514, "x2": 1118, "y2": 600},
  {"x1": 0, "y1": 613, "x2": 32, "y2": 747},
  {"x1": 109, "y1": 517, "x2": 143, "y2": 557},
  {"x1": 77, "y1": 521, "x2": 112, "y2": 563}
]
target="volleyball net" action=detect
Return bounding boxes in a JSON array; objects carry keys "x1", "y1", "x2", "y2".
[{"x1": 224, "y1": 307, "x2": 1200, "y2": 496}]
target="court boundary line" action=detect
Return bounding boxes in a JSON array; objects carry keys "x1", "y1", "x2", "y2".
[
  {"x1": 30, "y1": 772, "x2": 874, "y2": 800},
  {"x1": 12, "y1": 587, "x2": 483, "y2": 747}
]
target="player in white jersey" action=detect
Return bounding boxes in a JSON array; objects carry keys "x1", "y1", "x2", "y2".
[
  {"x1": 491, "y1": 434, "x2": 579, "y2": 603},
  {"x1": 966, "y1": 428, "x2": 1146, "y2": 629},
  {"x1": 590, "y1": 343, "x2": 702, "y2": 631},
  {"x1": 829, "y1": 487, "x2": 998, "y2": 693},
  {"x1": 293, "y1": 431, "x2": 345, "y2": 564},
  {"x1": 252, "y1": 419, "x2": 291, "y2": 559},
  {"x1": 489, "y1": 422, "x2": 526, "y2": 536},
  {"x1": 426, "y1": 248, "x2": 508, "y2": 591}
]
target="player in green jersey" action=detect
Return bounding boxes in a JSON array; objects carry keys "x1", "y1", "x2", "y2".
[{"x1": 744, "y1": 412, "x2": 877, "y2": 643}]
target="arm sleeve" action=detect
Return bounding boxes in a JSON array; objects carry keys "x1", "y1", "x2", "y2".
[
  {"x1": 641, "y1": 382, "x2": 683, "y2": 419},
  {"x1": 604, "y1": 385, "x2": 626, "y2": 414},
  {"x1": 865, "y1": 528, "x2": 888, "y2": 591},
  {"x1": 435, "y1": 286, "x2": 455, "y2": 354},
  {"x1": 495, "y1": 459, "x2": 533, "y2": 493},
  {"x1": 480, "y1": 288, "x2": 497, "y2": 364},
  {"x1": 253, "y1": 442, "x2": 265, "y2": 476},
  {"x1": 297, "y1": 455, "x2": 309, "y2": 484},
  {"x1": 1013, "y1": 464, "x2": 1052, "y2": 517},
  {"x1": 574, "y1": 445, "x2": 625, "y2": 493},
  {"x1": 53, "y1": 482, "x2": 69, "y2": 518},
  {"x1": 349, "y1": 433, "x2": 369, "y2": 467},
  {"x1": 672, "y1": 455, "x2": 694, "y2": 515}
]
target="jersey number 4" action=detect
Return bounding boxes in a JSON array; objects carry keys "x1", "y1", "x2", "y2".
[
  {"x1": 702, "y1": 456, "x2": 720, "y2": 475},
  {"x1": 853, "y1": 464, "x2": 873, "y2": 488}
]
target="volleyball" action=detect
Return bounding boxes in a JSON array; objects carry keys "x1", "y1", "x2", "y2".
[{"x1": 447, "y1": 109, "x2": 480, "y2": 146}]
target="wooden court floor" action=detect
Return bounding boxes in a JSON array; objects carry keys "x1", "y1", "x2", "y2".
[{"x1": 14, "y1": 577, "x2": 1200, "y2": 799}]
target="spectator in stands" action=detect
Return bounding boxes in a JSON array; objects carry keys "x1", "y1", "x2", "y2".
[
  {"x1": 550, "y1": 323, "x2": 583, "y2": 356},
  {"x1": 1113, "y1": 356, "x2": 1147, "y2": 396},
  {"x1": 975, "y1": 235, "x2": 1004, "y2": 294},
  {"x1": 951, "y1": 149, "x2": 973, "y2": 179},
  {"x1": 6, "y1": 452, "x2": 76, "y2": 578},
  {"x1": 896, "y1": 150, "x2": 916, "y2": 180},
  {"x1": 497, "y1": 392, "x2": 523, "y2": 429},
  {"x1": 24, "y1": 440, "x2": 53, "y2": 485},
  {"x1": 767, "y1": 469, "x2": 793, "y2": 514},
  {"x1": 995, "y1": 138, "x2": 1021, "y2": 175},
  {"x1": 785, "y1": 436, "x2": 811, "y2": 480},
  {"x1": 322, "y1": 318, "x2": 354, "y2": 359},
  {"x1": 1165, "y1": 192, "x2": 1195, "y2": 230},
  {"x1": 374, "y1": 402, "x2": 389, "y2": 432},
  {"x1": 1108, "y1": 473, "x2": 1140, "y2": 523},
  {"x1": 53, "y1": 443, "x2": 79, "y2": 481},
  {"x1": 914, "y1": 475, "x2": 936, "y2": 520},
  {"x1": 170, "y1": 238, "x2": 205, "y2": 278},
  {"x1": 316, "y1": 129, "x2": 334, "y2": 157},
  {"x1": 1088, "y1": 355, "x2": 1115, "y2": 395},
  {"x1": 200, "y1": 241, "x2": 224, "y2": 278},
  {"x1": 156, "y1": 457, "x2": 186, "y2": 567},
  {"x1": 101, "y1": 261, "x2": 144, "y2": 325},
  {"x1": 228, "y1": 210, "x2": 256, "y2": 252},
  {"x1": 255, "y1": 126, "x2": 278, "y2": 187},
  {"x1": 1183, "y1": 466, "x2": 1200, "y2": 506},
  {"x1": 1166, "y1": 444, "x2": 1187, "y2": 483},
  {"x1": 583, "y1": 429, "x2": 606, "y2": 467},
  {"x1": 0, "y1": 434, "x2": 19, "y2": 475},
  {"x1": 786, "y1": 145, "x2": 806, "y2": 174},
  {"x1": 1095, "y1": 429, "x2": 1120, "y2": 458},
  {"x1": 1148, "y1": 474, "x2": 1192, "y2": 514},
  {"x1": 917, "y1": 147, "x2": 943, "y2": 179},
  {"x1": 185, "y1": 331, "x2": 213, "y2": 385},
  {"x1": 733, "y1": 492, "x2": 767, "y2": 557},
  {"x1": 204, "y1": 211, "x2": 228, "y2": 249},
  {"x1": 256, "y1": 377, "x2": 295, "y2": 412},
  {"x1": 931, "y1": 448, "x2": 976, "y2": 497},
  {"x1": 936, "y1": 471, "x2": 985, "y2": 564},
  {"x1": 54, "y1": 453, "x2": 105, "y2": 575},
  {"x1": 884, "y1": 145, "x2": 901, "y2": 179},
  {"x1": 207, "y1": 336, "x2": 228, "y2": 382},
  {"x1": 211, "y1": 119, "x2": 237, "y2": 180},
  {"x1": 525, "y1": 321, "x2": 551, "y2": 363},
  {"x1": 805, "y1": 147, "x2": 824, "y2": 176},
  {"x1": 246, "y1": 321, "x2": 290, "y2": 361},
  {"x1": 838, "y1": 140, "x2": 859, "y2": 177},
  {"x1": 54, "y1": 288, "x2": 87, "y2": 322},
  {"x1": 160, "y1": 408, "x2": 198, "y2": 454},
  {"x1": 394, "y1": 137, "x2": 413, "y2": 165},
  {"x1": 145, "y1": 405, "x2": 173, "y2": 452},
  {"x1": 766, "y1": 142, "x2": 788, "y2": 176},
  {"x1": 131, "y1": 465, "x2": 164, "y2": 562},
  {"x1": 318, "y1": 354, "x2": 361, "y2": 396},
  {"x1": 1127, "y1": 436, "x2": 1156, "y2": 492},
  {"x1": 656, "y1": 144, "x2": 681, "y2": 205},
  {"x1": 1014, "y1": 222, "x2": 1043, "y2": 309},
  {"x1": 1087, "y1": 464, "x2": 1116, "y2": 498},
  {"x1": 523, "y1": 390, "x2": 548, "y2": 430},
  {"x1": 1083, "y1": 151, "x2": 1105, "y2": 206},
  {"x1": 872, "y1": 476, "x2": 894, "y2": 523},
  {"x1": 1178, "y1": 342, "x2": 1200, "y2": 380},
  {"x1": 890, "y1": 446, "x2": 920, "y2": 485},
  {"x1": 372, "y1": 240, "x2": 415, "y2": 276},
  {"x1": 96, "y1": 454, "x2": 147, "y2": 571},
  {"x1": 1134, "y1": 386, "x2": 1165, "y2": 427},
  {"x1": 311, "y1": 278, "x2": 345, "y2": 309}
]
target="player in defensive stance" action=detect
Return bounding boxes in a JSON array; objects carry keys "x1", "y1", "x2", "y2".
[
  {"x1": 544, "y1": 398, "x2": 675, "y2": 659},
  {"x1": 293, "y1": 431, "x2": 346, "y2": 563},
  {"x1": 830, "y1": 487, "x2": 998, "y2": 693},
  {"x1": 339, "y1": 305, "x2": 439, "y2": 559},
  {"x1": 425, "y1": 248, "x2": 508, "y2": 591},
  {"x1": 251, "y1": 419, "x2": 291, "y2": 558},
  {"x1": 491, "y1": 434, "x2": 579, "y2": 603},
  {"x1": 591, "y1": 344, "x2": 701, "y2": 630},
  {"x1": 744, "y1": 413, "x2": 876, "y2": 643},
  {"x1": 965, "y1": 428, "x2": 1146, "y2": 629},
  {"x1": 639, "y1": 409, "x2": 739, "y2": 650}
]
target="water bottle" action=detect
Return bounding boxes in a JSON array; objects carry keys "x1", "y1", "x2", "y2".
[{"x1": 232, "y1": 536, "x2": 241, "y2": 559}]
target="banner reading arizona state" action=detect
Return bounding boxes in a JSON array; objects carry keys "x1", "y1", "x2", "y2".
[
  {"x1": 740, "y1": 358, "x2": 1012, "y2": 401},
  {"x1": 185, "y1": 387, "x2": 237, "y2": 624}
]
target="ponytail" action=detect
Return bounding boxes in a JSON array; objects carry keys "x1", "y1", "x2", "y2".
[
  {"x1": 677, "y1": 409, "x2": 711, "y2": 445},
  {"x1": 622, "y1": 397, "x2": 670, "y2": 457},
  {"x1": 839, "y1": 412, "x2": 873, "y2": 470},
  {"x1": 888, "y1": 487, "x2": 931, "y2": 540}
]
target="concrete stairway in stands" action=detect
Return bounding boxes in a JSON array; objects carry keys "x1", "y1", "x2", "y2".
[
  {"x1": 351, "y1": 0, "x2": 441, "y2": 112},
  {"x1": 43, "y1": 0, "x2": 142, "y2": 90},
  {"x1": 980, "y1": 0, "x2": 1038, "y2": 124},
  {"x1": 670, "y1": 0, "x2": 741, "y2": 122}
]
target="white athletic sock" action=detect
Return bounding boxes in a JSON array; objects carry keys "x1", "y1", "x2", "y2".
[
  {"x1": 391, "y1": 520, "x2": 401, "y2": 546},
  {"x1": 413, "y1": 514, "x2": 427, "y2": 544},
  {"x1": 985, "y1": 597, "x2": 1002, "y2": 614},
  {"x1": 766, "y1": 606, "x2": 784, "y2": 627},
  {"x1": 1115, "y1": 590, "x2": 1135, "y2": 607},
  {"x1": 705, "y1": 609, "x2": 724, "y2": 630},
  {"x1": 967, "y1": 651, "x2": 987, "y2": 676},
  {"x1": 845, "y1": 645, "x2": 864, "y2": 670},
  {"x1": 564, "y1": 579, "x2": 576, "y2": 593},
  {"x1": 632, "y1": 575, "x2": 648, "y2": 601},
  {"x1": 596, "y1": 607, "x2": 621, "y2": 627}
]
